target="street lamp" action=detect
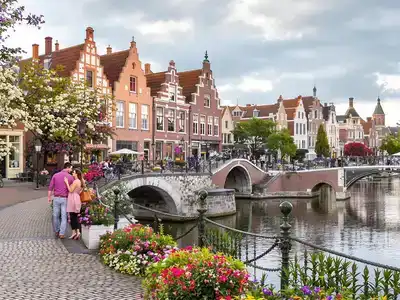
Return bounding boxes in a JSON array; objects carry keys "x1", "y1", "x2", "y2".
[
  {"x1": 34, "y1": 139, "x2": 42, "y2": 190},
  {"x1": 180, "y1": 137, "x2": 185, "y2": 160},
  {"x1": 78, "y1": 119, "x2": 87, "y2": 170}
]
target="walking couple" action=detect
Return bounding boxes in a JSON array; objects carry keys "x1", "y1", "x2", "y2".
[{"x1": 48, "y1": 162, "x2": 85, "y2": 240}]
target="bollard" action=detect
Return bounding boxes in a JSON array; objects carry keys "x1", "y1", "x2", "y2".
[
  {"x1": 279, "y1": 201, "x2": 293, "y2": 290},
  {"x1": 197, "y1": 190, "x2": 208, "y2": 248},
  {"x1": 113, "y1": 188, "x2": 120, "y2": 231}
]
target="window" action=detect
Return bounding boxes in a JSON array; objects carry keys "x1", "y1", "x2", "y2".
[
  {"x1": 200, "y1": 115, "x2": 206, "y2": 135},
  {"x1": 193, "y1": 114, "x2": 198, "y2": 134},
  {"x1": 155, "y1": 141, "x2": 163, "y2": 160},
  {"x1": 129, "y1": 76, "x2": 136, "y2": 93},
  {"x1": 169, "y1": 86, "x2": 176, "y2": 102},
  {"x1": 214, "y1": 117, "x2": 219, "y2": 136},
  {"x1": 253, "y1": 110, "x2": 259, "y2": 117},
  {"x1": 128, "y1": 103, "x2": 137, "y2": 129},
  {"x1": 116, "y1": 101, "x2": 124, "y2": 128},
  {"x1": 141, "y1": 105, "x2": 149, "y2": 130},
  {"x1": 303, "y1": 124, "x2": 306, "y2": 135},
  {"x1": 156, "y1": 107, "x2": 164, "y2": 131},
  {"x1": 302, "y1": 140, "x2": 305, "y2": 149},
  {"x1": 116, "y1": 140, "x2": 138, "y2": 151},
  {"x1": 228, "y1": 134, "x2": 232, "y2": 144},
  {"x1": 179, "y1": 111, "x2": 185, "y2": 132},
  {"x1": 296, "y1": 123, "x2": 298, "y2": 134},
  {"x1": 208, "y1": 116, "x2": 213, "y2": 135},
  {"x1": 86, "y1": 70, "x2": 93, "y2": 87},
  {"x1": 8, "y1": 136, "x2": 20, "y2": 168},
  {"x1": 302, "y1": 112, "x2": 304, "y2": 119},
  {"x1": 225, "y1": 120, "x2": 228, "y2": 129},
  {"x1": 167, "y1": 109, "x2": 175, "y2": 132},
  {"x1": 204, "y1": 95, "x2": 210, "y2": 107},
  {"x1": 298, "y1": 112, "x2": 300, "y2": 119},
  {"x1": 233, "y1": 111, "x2": 241, "y2": 117},
  {"x1": 314, "y1": 110, "x2": 317, "y2": 119}
]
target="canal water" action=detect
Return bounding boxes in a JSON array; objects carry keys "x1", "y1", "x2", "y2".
[{"x1": 164, "y1": 177, "x2": 400, "y2": 286}]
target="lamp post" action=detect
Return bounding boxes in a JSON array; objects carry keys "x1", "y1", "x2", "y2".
[
  {"x1": 78, "y1": 118, "x2": 87, "y2": 170},
  {"x1": 34, "y1": 139, "x2": 42, "y2": 190},
  {"x1": 179, "y1": 137, "x2": 185, "y2": 160}
]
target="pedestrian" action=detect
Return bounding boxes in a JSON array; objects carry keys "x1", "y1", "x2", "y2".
[
  {"x1": 64, "y1": 169, "x2": 84, "y2": 240},
  {"x1": 48, "y1": 162, "x2": 74, "y2": 239}
]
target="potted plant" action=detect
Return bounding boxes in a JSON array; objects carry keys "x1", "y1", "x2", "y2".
[
  {"x1": 79, "y1": 202, "x2": 114, "y2": 250},
  {"x1": 39, "y1": 169, "x2": 49, "y2": 186}
]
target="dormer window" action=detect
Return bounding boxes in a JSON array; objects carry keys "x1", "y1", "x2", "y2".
[
  {"x1": 253, "y1": 109, "x2": 259, "y2": 117},
  {"x1": 204, "y1": 95, "x2": 211, "y2": 108},
  {"x1": 86, "y1": 70, "x2": 93, "y2": 88},
  {"x1": 168, "y1": 85, "x2": 176, "y2": 102}
]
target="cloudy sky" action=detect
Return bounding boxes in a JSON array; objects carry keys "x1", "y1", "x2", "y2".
[{"x1": 6, "y1": 0, "x2": 400, "y2": 126}]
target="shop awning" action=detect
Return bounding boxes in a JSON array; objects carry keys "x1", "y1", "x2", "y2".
[{"x1": 85, "y1": 144, "x2": 109, "y2": 150}]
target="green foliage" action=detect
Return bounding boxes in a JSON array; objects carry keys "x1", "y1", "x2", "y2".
[
  {"x1": 0, "y1": 0, "x2": 44, "y2": 63},
  {"x1": 288, "y1": 252, "x2": 400, "y2": 299},
  {"x1": 380, "y1": 135, "x2": 400, "y2": 155},
  {"x1": 79, "y1": 202, "x2": 114, "y2": 226},
  {"x1": 206, "y1": 228, "x2": 242, "y2": 258},
  {"x1": 315, "y1": 124, "x2": 330, "y2": 158},
  {"x1": 232, "y1": 118, "x2": 276, "y2": 154},
  {"x1": 267, "y1": 129, "x2": 297, "y2": 160}
]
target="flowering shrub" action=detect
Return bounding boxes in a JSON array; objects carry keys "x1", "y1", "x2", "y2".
[
  {"x1": 100, "y1": 224, "x2": 177, "y2": 276},
  {"x1": 83, "y1": 163, "x2": 103, "y2": 183},
  {"x1": 79, "y1": 202, "x2": 114, "y2": 227},
  {"x1": 143, "y1": 247, "x2": 249, "y2": 300}
]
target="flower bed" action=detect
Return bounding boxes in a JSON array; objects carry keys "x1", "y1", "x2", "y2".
[
  {"x1": 143, "y1": 246, "x2": 249, "y2": 300},
  {"x1": 99, "y1": 224, "x2": 177, "y2": 276}
]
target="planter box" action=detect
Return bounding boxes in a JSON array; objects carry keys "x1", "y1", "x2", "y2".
[{"x1": 81, "y1": 224, "x2": 113, "y2": 250}]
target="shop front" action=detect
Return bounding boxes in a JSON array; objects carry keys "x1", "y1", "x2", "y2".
[
  {"x1": 0, "y1": 130, "x2": 24, "y2": 179},
  {"x1": 155, "y1": 140, "x2": 187, "y2": 161}
]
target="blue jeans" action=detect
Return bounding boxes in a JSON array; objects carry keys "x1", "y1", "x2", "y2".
[{"x1": 53, "y1": 197, "x2": 67, "y2": 235}]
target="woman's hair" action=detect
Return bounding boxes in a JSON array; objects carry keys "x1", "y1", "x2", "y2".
[{"x1": 73, "y1": 169, "x2": 85, "y2": 188}]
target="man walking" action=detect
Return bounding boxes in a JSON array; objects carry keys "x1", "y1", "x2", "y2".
[{"x1": 48, "y1": 162, "x2": 74, "y2": 239}]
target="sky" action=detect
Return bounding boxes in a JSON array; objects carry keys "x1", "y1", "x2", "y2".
[{"x1": 6, "y1": 0, "x2": 400, "y2": 126}]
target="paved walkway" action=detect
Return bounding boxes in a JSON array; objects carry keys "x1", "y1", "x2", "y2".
[
  {"x1": 0, "y1": 196, "x2": 143, "y2": 299},
  {"x1": 0, "y1": 181, "x2": 47, "y2": 210}
]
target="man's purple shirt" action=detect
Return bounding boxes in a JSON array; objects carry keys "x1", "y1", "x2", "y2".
[{"x1": 48, "y1": 170, "x2": 74, "y2": 198}]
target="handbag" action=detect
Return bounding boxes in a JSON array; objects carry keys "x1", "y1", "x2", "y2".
[{"x1": 80, "y1": 189, "x2": 92, "y2": 203}]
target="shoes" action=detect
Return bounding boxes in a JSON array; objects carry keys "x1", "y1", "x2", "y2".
[
  {"x1": 55, "y1": 232, "x2": 59, "y2": 238},
  {"x1": 73, "y1": 233, "x2": 81, "y2": 240},
  {"x1": 59, "y1": 234, "x2": 65, "y2": 239},
  {"x1": 68, "y1": 234, "x2": 77, "y2": 239}
]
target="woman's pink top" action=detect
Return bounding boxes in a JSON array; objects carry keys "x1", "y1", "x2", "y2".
[{"x1": 67, "y1": 179, "x2": 82, "y2": 213}]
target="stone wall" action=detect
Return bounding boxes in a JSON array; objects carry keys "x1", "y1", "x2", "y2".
[{"x1": 193, "y1": 188, "x2": 236, "y2": 217}]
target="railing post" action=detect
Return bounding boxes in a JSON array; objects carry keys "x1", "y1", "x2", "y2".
[
  {"x1": 197, "y1": 190, "x2": 208, "y2": 248},
  {"x1": 208, "y1": 159, "x2": 212, "y2": 174},
  {"x1": 141, "y1": 160, "x2": 144, "y2": 174},
  {"x1": 113, "y1": 188, "x2": 120, "y2": 231},
  {"x1": 279, "y1": 201, "x2": 293, "y2": 291},
  {"x1": 153, "y1": 213, "x2": 159, "y2": 233}
]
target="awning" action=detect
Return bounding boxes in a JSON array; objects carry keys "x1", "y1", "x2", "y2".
[{"x1": 85, "y1": 144, "x2": 109, "y2": 150}]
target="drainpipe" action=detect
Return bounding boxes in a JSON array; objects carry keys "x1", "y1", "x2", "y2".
[
  {"x1": 188, "y1": 105, "x2": 192, "y2": 156},
  {"x1": 152, "y1": 97, "x2": 156, "y2": 161}
]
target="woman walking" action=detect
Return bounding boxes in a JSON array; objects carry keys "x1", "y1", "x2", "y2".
[{"x1": 64, "y1": 169, "x2": 84, "y2": 240}]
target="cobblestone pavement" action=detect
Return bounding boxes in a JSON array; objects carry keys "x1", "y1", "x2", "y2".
[
  {"x1": 0, "y1": 181, "x2": 47, "y2": 210},
  {"x1": 0, "y1": 197, "x2": 144, "y2": 299}
]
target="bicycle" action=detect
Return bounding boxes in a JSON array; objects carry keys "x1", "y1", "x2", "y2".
[{"x1": 0, "y1": 173, "x2": 3, "y2": 188}]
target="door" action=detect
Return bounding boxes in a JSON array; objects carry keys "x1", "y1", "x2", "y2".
[{"x1": 0, "y1": 158, "x2": 6, "y2": 178}]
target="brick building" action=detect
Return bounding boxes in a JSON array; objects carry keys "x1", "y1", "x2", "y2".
[
  {"x1": 0, "y1": 123, "x2": 25, "y2": 179},
  {"x1": 178, "y1": 52, "x2": 222, "y2": 157},
  {"x1": 100, "y1": 37, "x2": 153, "y2": 158},
  {"x1": 145, "y1": 60, "x2": 190, "y2": 160}
]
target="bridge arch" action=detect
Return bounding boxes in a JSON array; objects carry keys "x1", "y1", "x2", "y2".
[
  {"x1": 224, "y1": 165, "x2": 252, "y2": 194},
  {"x1": 311, "y1": 181, "x2": 337, "y2": 212},
  {"x1": 127, "y1": 185, "x2": 178, "y2": 214},
  {"x1": 346, "y1": 170, "x2": 381, "y2": 189}
]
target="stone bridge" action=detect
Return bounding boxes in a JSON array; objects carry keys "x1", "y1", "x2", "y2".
[{"x1": 264, "y1": 165, "x2": 400, "y2": 200}]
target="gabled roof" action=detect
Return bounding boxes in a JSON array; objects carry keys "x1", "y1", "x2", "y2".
[
  {"x1": 145, "y1": 71, "x2": 166, "y2": 97},
  {"x1": 373, "y1": 98, "x2": 385, "y2": 115},
  {"x1": 100, "y1": 49, "x2": 130, "y2": 89},
  {"x1": 241, "y1": 104, "x2": 278, "y2": 118},
  {"x1": 361, "y1": 118, "x2": 372, "y2": 135},
  {"x1": 345, "y1": 107, "x2": 360, "y2": 118},
  {"x1": 336, "y1": 115, "x2": 346, "y2": 122},
  {"x1": 281, "y1": 95, "x2": 318, "y2": 115},
  {"x1": 177, "y1": 69, "x2": 202, "y2": 99},
  {"x1": 20, "y1": 44, "x2": 85, "y2": 77},
  {"x1": 285, "y1": 107, "x2": 296, "y2": 120}
]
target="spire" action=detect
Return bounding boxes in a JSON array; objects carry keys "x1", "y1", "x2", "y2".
[
  {"x1": 373, "y1": 97, "x2": 385, "y2": 115},
  {"x1": 313, "y1": 85, "x2": 317, "y2": 97},
  {"x1": 203, "y1": 50, "x2": 209, "y2": 62}
]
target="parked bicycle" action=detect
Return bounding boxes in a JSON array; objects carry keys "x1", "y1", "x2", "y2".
[{"x1": 0, "y1": 173, "x2": 3, "y2": 188}]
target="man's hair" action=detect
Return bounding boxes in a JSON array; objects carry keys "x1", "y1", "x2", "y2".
[{"x1": 64, "y1": 162, "x2": 72, "y2": 169}]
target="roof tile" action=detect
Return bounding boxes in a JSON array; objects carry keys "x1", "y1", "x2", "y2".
[
  {"x1": 177, "y1": 69, "x2": 202, "y2": 99},
  {"x1": 145, "y1": 71, "x2": 167, "y2": 97},
  {"x1": 100, "y1": 50, "x2": 130, "y2": 89}
]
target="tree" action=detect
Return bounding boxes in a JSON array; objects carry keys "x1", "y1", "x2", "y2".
[
  {"x1": 315, "y1": 124, "x2": 330, "y2": 158},
  {"x1": 380, "y1": 135, "x2": 400, "y2": 155},
  {"x1": 344, "y1": 142, "x2": 372, "y2": 157},
  {"x1": 267, "y1": 129, "x2": 297, "y2": 162},
  {"x1": 232, "y1": 118, "x2": 275, "y2": 155},
  {"x1": 19, "y1": 62, "x2": 115, "y2": 157},
  {"x1": 0, "y1": 0, "x2": 44, "y2": 62}
]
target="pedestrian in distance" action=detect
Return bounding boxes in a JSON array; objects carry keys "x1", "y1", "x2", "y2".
[
  {"x1": 64, "y1": 169, "x2": 84, "y2": 240},
  {"x1": 48, "y1": 162, "x2": 74, "y2": 239}
]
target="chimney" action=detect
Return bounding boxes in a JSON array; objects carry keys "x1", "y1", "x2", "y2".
[
  {"x1": 169, "y1": 60, "x2": 176, "y2": 68},
  {"x1": 45, "y1": 37, "x2": 52, "y2": 55},
  {"x1": 324, "y1": 102, "x2": 327, "y2": 107},
  {"x1": 130, "y1": 36, "x2": 136, "y2": 49},
  {"x1": 85, "y1": 27, "x2": 94, "y2": 41},
  {"x1": 349, "y1": 97, "x2": 354, "y2": 108},
  {"x1": 277, "y1": 95, "x2": 283, "y2": 103},
  {"x1": 145, "y1": 63, "x2": 151, "y2": 75},
  {"x1": 32, "y1": 44, "x2": 39, "y2": 61},
  {"x1": 106, "y1": 45, "x2": 112, "y2": 55},
  {"x1": 55, "y1": 40, "x2": 59, "y2": 51}
]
